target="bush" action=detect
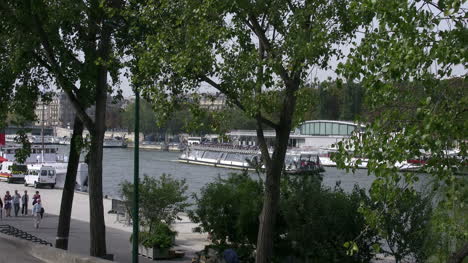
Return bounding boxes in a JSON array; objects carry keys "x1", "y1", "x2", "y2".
[
  {"x1": 120, "y1": 174, "x2": 190, "y2": 232},
  {"x1": 275, "y1": 176, "x2": 378, "y2": 262},
  {"x1": 372, "y1": 186, "x2": 433, "y2": 263},
  {"x1": 138, "y1": 222, "x2": 176, "y2": 248},
  {"x1": 189, "y1": 171, "x2": 263, "y2": 260},
  {"x1": 190, "y1": 172, "x2": 378, "y2": 262}
]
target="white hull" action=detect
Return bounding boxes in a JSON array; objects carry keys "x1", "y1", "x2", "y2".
[
  {"x1": 179, "y1": 146, "x2": 324, "y2": 173},
  {"x1": 319, "y1": 156, "x2": 423, "y2": 172}
]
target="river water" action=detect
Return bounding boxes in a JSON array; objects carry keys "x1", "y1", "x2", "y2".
[{"x1": 98, "y1": 148, "x2": 376, "y2": 199}]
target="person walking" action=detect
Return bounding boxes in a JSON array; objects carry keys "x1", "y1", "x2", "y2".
[
  {"x1": 32, "y1": 191, "x2": 41, "y2": 205},
  {"x1": 4, "y1": 191, "x2": 12, "y2": 217},
  {"x1": 13, "y1": 190, "x2": 21, "y2": 217},
  {"x1": 32, "y1": 199, "x2": 43, "y2": 228},
  {"x1": 21, "y1": 190, "x2": 29, "y2": 215}
]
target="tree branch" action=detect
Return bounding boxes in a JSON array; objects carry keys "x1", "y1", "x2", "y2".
[
  {"x1": 247, "y1": 14, "x2": 292, "y2": 85},
  {"x1": 201, "y1": 75, "x2": 279, "y2": 129},
  {"x1": 30, "y1": 10, "x2": 95, "y2": 132},
  {"x1": 31, "y1": 52, "x2": 81, "y2": 96}
]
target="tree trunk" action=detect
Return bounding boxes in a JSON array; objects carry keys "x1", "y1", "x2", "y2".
[
  {"x1": 255, "y1": 156, "x2": 284, "y2": 262},
  {"x1": 448, "y1": 242, "x2": 468, "y2": 263},
  {"x1": 87, "y1": 0, "x2": 111, "y2": 256},
  {"x1": 88, "y1": 131, "x2": 107, "y2": 257},
  {"x1": 88, "y1": 64, "x2": 109, "y2": 257},
  {"x1": 55, "y1": 117, "x2": 83, "y2": 250},
  {"x1": 256, "y1": 78, "x2": 298, "y2": 262}
]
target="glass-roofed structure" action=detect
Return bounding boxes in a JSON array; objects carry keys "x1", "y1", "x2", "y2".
[
  {"x1": 227, "y1": 120, "x2": 365, "y2": 150},
  {"x1": 298, "y1": 120, "x2": 362, "y2": 136}
]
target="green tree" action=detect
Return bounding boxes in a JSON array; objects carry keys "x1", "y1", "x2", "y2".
[
  {"x1": 277, "y1": 177, "x2": 377, "y2": 262},
  {"x1": 189, "y1": 172, "x2": 263, "y2": 255},
  {"x1": 122, "y1": 99, "x2": 160, "y2": 136},
  {"x1": 120, "y1": 174, "x2": 190, "y2": 231},
  {"x1": 190, "y1": 172, "x2": 378, "y2": 262},
  {"x1": 0, "y1": 0, "x2": 129, "y2": 256},
  {"x1": 372, "y1": 185, "x2": 433, "y2": 262},
  {"x1": 134, "y1": 2, "x2": 370, "y2": 261},
  {"x1": 335, "y1": 1, "x2": 467, "y2": 262}
]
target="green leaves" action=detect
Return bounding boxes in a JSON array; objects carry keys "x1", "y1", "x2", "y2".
[
  {"x1": 13, "y1": 129, "x2": 31, "y2": 164},
  {"x1": 335, "y1": 0, "x2": 468, "y2": 260},
  {"x1": 120, "y1": 174, "x2": 190, "y2": 229}
]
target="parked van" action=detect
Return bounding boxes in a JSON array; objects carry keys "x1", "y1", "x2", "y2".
[
  {"x1": 187, "y1": 137, "x2": 202, "y2": 146},
  {"x1": 24, "y1": 165, "x2": 56, "y2": 188},
  {"x1": 0, "y1": 161, "x2": 27, "y2": 183}
]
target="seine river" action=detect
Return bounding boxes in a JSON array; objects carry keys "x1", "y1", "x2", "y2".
[{"x1": 98, "y1": 148, "x2": 376, "y2": 199}]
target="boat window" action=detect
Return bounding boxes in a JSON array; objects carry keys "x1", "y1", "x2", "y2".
[
  {"x1": 51, "y1": 149, "x2": 56, "y2": 153},
  {"x1": 45, "y1": 149, "x2": 50, "y2": 153},
  {"x1": 347, "y1": 125, "x2": 355, "y2": 135},
  {"x1": 319, "y1": 122, "x2": 326, "y2": 135},
  {"x1": 203, "y1": 151, "x2": 222, "y2": 160},
  {"x1": 339, "y1": 124, "x2": 348, "y2": 135},
  {"x1": 325, "y1": 123, "x2": 332, "y2": 135},
  {"x1": 41, "y1": 170, "x2": 48, "y2": 176},
  {"x1": 225, "y1": 153, "x2": 250, "y2": 162},
  {"x1": 313, "y1": 123, "x2": 319, "y2": 135},
  {"x1": 332, "y1": 123, "x2": 339, "y2": 135}
]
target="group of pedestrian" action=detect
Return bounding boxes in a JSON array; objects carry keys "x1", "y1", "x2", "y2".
[{"x1": 0, "y1": 190, "x2": 44, "y2": 228}]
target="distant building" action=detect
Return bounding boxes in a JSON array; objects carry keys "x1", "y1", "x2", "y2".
[
  {"x1": 34, "y1": 93, "x2": 76, "y2": 128},
  {"x1": 34, "y1": 96, "x2": 61, "y2": 127},
  {"x1": 35, "y1": 93, "x2": 130, "y2": 128},
  {"x1": 199, "y1": 93, "x2": 226, "y2": 110}
]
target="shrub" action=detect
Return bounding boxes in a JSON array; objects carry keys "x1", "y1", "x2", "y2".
[
  {"x1": 190, "y1": 172, "x2": 378, "y2": 262},
  {"x1": 373, "y1": 185, "x2": 433, "y2": 263},
  {"x1": 138, "y1": 222, "x2": 176, "y2": 249},
  {"x1": 120, "y1": 174, "x2": 190, "y2": 232},
  {"x1": 189, "y1": 171, "x2": 263, "y2": 259},
  {"x1": 275, "y1": 176, "x2": 378, "y2": 262}
]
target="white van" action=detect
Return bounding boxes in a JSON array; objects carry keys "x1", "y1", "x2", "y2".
[
  {"x1": 24, "y1": 165, "x2": 56, "y2": 189},
  {"x1": 187, "y1": 137, "x2": 202, "y2": 146},
  {"x1": 0, "y1": 161, "x2": 28, "y2": 183}
]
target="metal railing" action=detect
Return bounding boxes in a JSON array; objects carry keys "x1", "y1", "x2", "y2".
[{"x1": 0, "y1": 224, "x2": 53, "y2": 246}]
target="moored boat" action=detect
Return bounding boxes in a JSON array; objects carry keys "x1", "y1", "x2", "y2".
[
  {"x1": 178, "y1": 145, "x2": 324, "y2": 174},
  {"x1": 0, "y1": 144, "x2": 88, "y2": 191},
  {"x1": 103, "y1": 137, "x2": 127, "y2": 148}
]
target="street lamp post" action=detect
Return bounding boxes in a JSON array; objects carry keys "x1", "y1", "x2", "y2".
[{"x1": 132, "y1": 90, "x2": 140, "y2": 263}]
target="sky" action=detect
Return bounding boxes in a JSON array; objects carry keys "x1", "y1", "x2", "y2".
[{"x1": 115, "y1": 3, "x2": 468, "y2": 98}]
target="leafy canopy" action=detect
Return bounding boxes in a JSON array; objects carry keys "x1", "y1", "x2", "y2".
[{"x1": 335, "y1": 0, "x2": 467, "y2": 259}]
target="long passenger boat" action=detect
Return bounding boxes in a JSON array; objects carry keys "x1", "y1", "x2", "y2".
[{"x1": 178, "y1": 144, "x2": 325, "y2": 174}]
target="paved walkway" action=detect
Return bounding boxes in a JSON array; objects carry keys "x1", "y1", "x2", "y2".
[{"x1": 0, "y1": 182, "x2": 208, "y2": 262}]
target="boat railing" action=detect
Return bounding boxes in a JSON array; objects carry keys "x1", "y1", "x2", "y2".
[{"x1": 190, "y1": 144, "x2": 260, "y2": 154}]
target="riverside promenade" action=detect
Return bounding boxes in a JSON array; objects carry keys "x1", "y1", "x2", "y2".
[{"x1": 0, "y1": 183, "x2": 208, "y2": 262}]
